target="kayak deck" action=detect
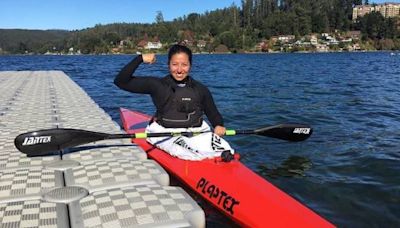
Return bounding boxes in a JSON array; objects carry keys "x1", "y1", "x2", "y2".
[{"x1": 120, "y1": 108, "x2": 334, "y2": 227}]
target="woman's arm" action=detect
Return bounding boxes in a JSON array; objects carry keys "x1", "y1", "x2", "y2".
[{"x1": 114, "y1": 54, "x2": 158, "y2": 94}]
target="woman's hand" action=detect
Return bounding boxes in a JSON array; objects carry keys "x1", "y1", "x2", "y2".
[
  {"x1": 214, "y1": 125, "x2": 226, "y2": 137},
  {"x1": 142, "y1": 53, "x2": 156, "y2": 64}
]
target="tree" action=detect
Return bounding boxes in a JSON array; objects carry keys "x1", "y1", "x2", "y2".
[
  {"x1": 384, "y1": 18, "x2": 398, "y2": 39},
  {"x1": 18, "y1": 42, "x2": 28, "y2": 54},
  {"x1": 359, "y1": 11, "x2": 385, "y2": 39},
  {"x1": 241, "y1": 0, "x2": 253, "y2": 28},
  {"x1": 155, "y1": 11, "x2": 164, "y2": 24},
  {"x1": 376, "y1": 39, "x2": 395, "y2": 50},
  {"x1": 186, "y1": 13, "x2": 200, "y2": 31},
  {"x1": 293, "y1": 4, "x2": 312, "y2": 35},
  {"x1": 79, "y1": 32, "x2": 102, "y2": 54},
  {"x1": 1, "y1": 0, "x2": 399, "y2": 54},
  {"x1": 103, "y1": 32, "x2": 121, "y2": 45},
  {"x1": 218, "y1": 31, "x2": 236, "y2": 49}
]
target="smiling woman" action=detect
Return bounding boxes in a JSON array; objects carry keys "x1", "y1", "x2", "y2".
[
  {"x1": 168, "y1": 52, "x2": 191, "y2": 81},
  {"x1": 114, "y1": 44, "x2": 235, "y2": 161}
]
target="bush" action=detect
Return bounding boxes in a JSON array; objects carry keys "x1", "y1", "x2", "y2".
[{"x1": 376, "y1": 39, "x2": 395, "y2": 50}]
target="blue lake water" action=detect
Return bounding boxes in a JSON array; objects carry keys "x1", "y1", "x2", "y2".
[{"x1": 1, "y1": 52, "x2": 399, "y2": 227}]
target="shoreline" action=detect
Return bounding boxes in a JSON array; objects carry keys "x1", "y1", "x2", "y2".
[{"x1": 1, "y1": 50, "x2": 397, "y2": 56}]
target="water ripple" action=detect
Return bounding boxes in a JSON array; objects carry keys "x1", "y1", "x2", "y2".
[{"x1": 1, "y1": 52, "x2": 399, "y2": 227}]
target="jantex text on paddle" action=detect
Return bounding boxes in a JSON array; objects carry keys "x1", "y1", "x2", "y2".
[{"x1": 22, "y1": 136, "x2": 52, "y2": 145}]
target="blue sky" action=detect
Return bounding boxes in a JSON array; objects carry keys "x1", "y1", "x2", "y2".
[
  {"x1": 0, "y1": 0, "x2": 241, "y2": 30},
  {"x1": 0, "y1": 0, "x2": 396, "y2": 30}
]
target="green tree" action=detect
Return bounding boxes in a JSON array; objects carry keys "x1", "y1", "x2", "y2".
[
  {"x1": 359, "y1": 11, "x2": 385, "y2": 39},
  {"x1": 218, "y1": 31, "x2": 236, "y2": 49},
  {"x1": 293, "y1": 4, "x2": 312, "y2": 35},
  {"x1": 384, "y1": 17, "x2": 398, "y2": 39},
  {"x1": 376, "y1": 39, "x2": 395, "y2": 50},
  {"x1": 79, "y1": 32, "x2": 102, "y2": 54},
  {"x1": 17, "y1": 42, "x2": 28, "y2": 54},
  {"x1": 103, "y1": 32, "x2": 121, "y2": 45},
  {"x1": 155, "y1": 11, "x2": 164, "y2": 23}
]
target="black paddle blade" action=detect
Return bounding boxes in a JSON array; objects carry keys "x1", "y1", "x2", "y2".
[
  {"x1": 14, "y1": 128, "x2": 109, "y2": 156},
  {"x1": 254, "y1": 124, "x2": 313, "y2": 142}
]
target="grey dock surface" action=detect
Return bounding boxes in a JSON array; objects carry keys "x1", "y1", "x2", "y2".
[{"x1": 0, "y1": 71, "x2": 205, "y2": 227}]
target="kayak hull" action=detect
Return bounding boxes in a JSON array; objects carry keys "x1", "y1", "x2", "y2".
[{"x1": 120, "y1": 108, "x2": 334, "y2": 227}]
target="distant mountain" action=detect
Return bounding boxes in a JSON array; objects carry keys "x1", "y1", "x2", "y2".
[{"x1": 0, "y1": 29, "x2": 70, "y2": 54}]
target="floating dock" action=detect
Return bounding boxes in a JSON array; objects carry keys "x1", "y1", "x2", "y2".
[{"x1": 0, "y1": 71, "x2": 205, "y2": 227}]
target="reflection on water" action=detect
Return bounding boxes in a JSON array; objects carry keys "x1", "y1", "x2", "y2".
[
  {"x1": 1, "y1": 52, "x2": 399, "y2": 227},
  {"x1": 257, "y1": 156, "x2": 312, "y2": 178}
]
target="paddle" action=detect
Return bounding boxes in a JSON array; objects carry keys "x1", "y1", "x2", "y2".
[{"x1": 14, "y1": 124, "x2": 312, "y2": 157}]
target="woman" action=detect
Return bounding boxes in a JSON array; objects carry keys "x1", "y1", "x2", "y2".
[{"x1": 114, "y1": 44, "x2": 234, "y2": 161}]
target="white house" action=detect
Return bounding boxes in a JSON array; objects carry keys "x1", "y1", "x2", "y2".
[
  {"x1": 146, "y1": 41, "x2": 162, "y2": 49},
  {"x1": 278, "y1": 35, "x2": 295, "y2": 43}
]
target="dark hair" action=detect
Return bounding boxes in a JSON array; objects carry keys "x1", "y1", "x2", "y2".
[{"x1": 168, "y1": 44, "x2": 192, "y2": 65}]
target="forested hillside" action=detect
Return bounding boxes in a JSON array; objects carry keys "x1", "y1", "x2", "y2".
[{"x1": 0, "y1": 0, "x2": 398, "y2": 54}]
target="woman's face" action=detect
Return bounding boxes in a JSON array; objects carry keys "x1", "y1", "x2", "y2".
[{"x1": 169, "y1": 52, "x2": 191, "y2": 81}]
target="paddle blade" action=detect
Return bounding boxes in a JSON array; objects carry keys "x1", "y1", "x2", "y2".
[
  {"x1": 254, "y1": 124, "x2": 313, "y2": 142},
  {"x1": 14, "y1": 128, "x2": 109, "y2": 156}
]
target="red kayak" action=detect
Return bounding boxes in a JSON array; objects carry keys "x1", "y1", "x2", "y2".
[{"x1": 120, "y1": 108, "x2": 334, "y2": 227}]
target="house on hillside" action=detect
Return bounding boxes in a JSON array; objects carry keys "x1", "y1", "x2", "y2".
[
  {"x1": 353, "y1": 3, "x2": 400, "y2": 20},
  {"x1": 178, "y1": 30, "x2": 195, "y2": 46},
  {"x1": 179, "y1": 40, "x2": 194, "y2": 46},
  {"x1": 146, "y1": 41, "x2": 162, "y2": 49},
  {"x1": 345, "y1": 31, "x2": 361, "y2": 40},
  {"x1": 197, "y1": 40, "x2": 207, "y2": 48},
  {"x1": 347, "y1": 43, "x2": 361, "y2": 51},
  {"x1": 137, "y1": 40, "x2": 147, "y2": 50},
  {"x1": 278, "y1": 35, "x2": 295, "y2": 43},
  {"x1": 310, "y1": 34, "x2": 318, "y2": 46},
  {"x1": 256, "y1": 40, "x2": 269, "y2": 52},
  {"x1": 270, "y1": 36, "x2": 278, "y2": 44},
  {"x1": 322, "y1": 33, "x2": 339, "y2": 45},
  {"x1": 315, "y1": 44, "x2": 329, "y2": 52},
  {"x1": 136, "y1": 37, "x2": 163, "y2": 50}
]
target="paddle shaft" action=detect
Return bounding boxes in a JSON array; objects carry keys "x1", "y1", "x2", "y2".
[
  {"x1": 107, "y1": 131, "x2": 211, "y2": 139},
  {"x1": 106, "y1": 129, "x2": 260, "y2": 140}
]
